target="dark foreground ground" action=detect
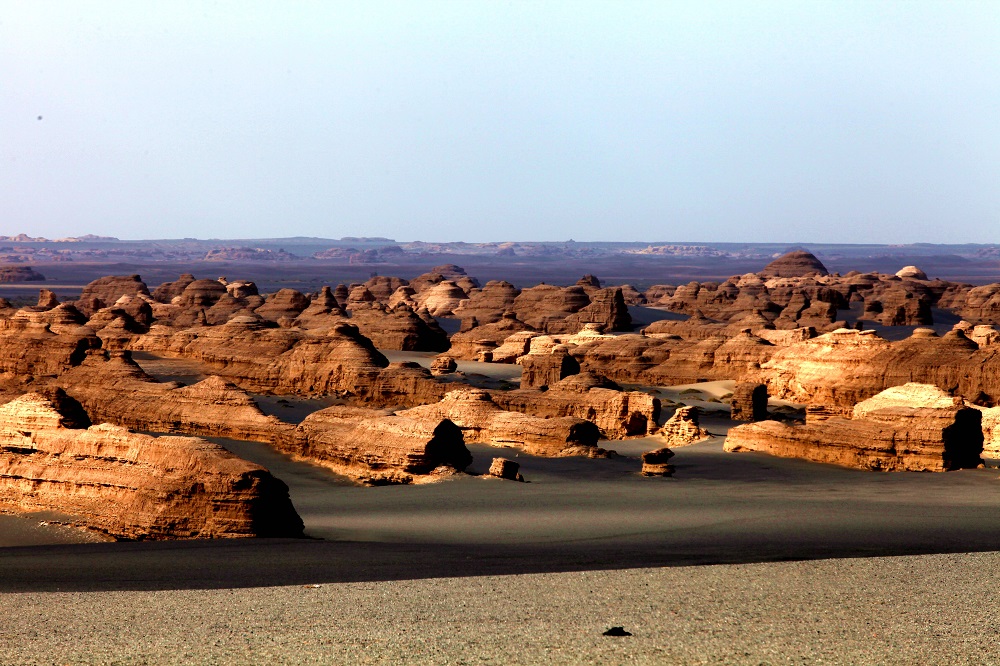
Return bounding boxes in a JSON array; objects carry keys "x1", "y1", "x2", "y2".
[{"x1": 2, "y1": 423, "x2": 1000, "y2": 594}]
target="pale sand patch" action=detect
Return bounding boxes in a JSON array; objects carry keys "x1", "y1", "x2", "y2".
[{"x1": 0, "y1": 553, "x2": 997, "y2": 665}]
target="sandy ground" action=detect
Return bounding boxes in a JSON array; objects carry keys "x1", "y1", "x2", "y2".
[{"x1": 2, "y1": 552, "x2": 1000, "y2": 664}]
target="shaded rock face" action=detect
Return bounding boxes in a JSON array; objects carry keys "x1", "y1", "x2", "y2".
[
  {"x1": 37, "y1": 289, "x2": 59, "y2": 310},
  {"x1": 76, "y1": 275, "x2": 150, "y2": 316},
  {"x1": 731, "y1": 383, "x2": 768, "y2": 422},
  {"x1": 657, "y1": 406, "x2": 709, "y2": 447},
  {"x1": 431, "y1": 355, "x2": 458, "y2": 375},
  {"x1": 0, "y1": 266, "x2": 45, "y2": 282},
  {"x1": 416, "y1": 280, "x2": 470, "y2": 317},
  {"x1": 0, "y1": 393, "x2": 304, "y2": 539},
  {"x1": 759, "y1": 251, "x2": 829, "y2": 278},
  {"x1": 724, "y1": 384, "x2": 984, "y2": 472},
  {"x1": 279, "y1": 405, "x2": 472, "y2": 485},
  {"x1": 401, "y1": 389, "x2": 606, "y2": 457},
  {"x1": 640, "y1": 448, "x2": 675, "y2": 476},
  {"x1": 518, "y1": 348, "x2": 580, "y2": 389}
]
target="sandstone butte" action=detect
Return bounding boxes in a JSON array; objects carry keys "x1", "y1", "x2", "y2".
[
  {"x1": 400, "y1": 389, "x2": 610, "y2": 458},
  {"x1": 276, "y1": 405, "x2": 472, "y2": 485},
  {"x1": 0, "y1": 393, "x2": 303, "y2": 539},
  {"x1": 724, "y1": 383, "x2": 984, "y2": 472}
]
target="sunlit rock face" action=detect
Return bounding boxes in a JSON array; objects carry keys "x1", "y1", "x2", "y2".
[{"x1": 0, "y1": 393, "x2": 304, "y2": 539}]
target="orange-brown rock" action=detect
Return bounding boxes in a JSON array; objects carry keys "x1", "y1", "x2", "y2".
[
  {"x1": 492, "y1": 372, "x2": 659, "y2": 439},
  {"x1": 0, "y1": 316, "x2": 99, "y2": 381},
  {"x1": 518, "y1": 346, "x2": 580, "y2": 389},
  {"x1": 75, "y1": 275, "x2": 150, "y2": 317},
  {"x1": 278, "y1": 405, "x2": 471, "y2": 485},
  {"x1": 724, "y1": 385, "x2": 984, "y2": 471},
  {"x1": 430, "y1": 355, "x2": 458, "y2": 375},
  {"x1": 151, "y1": 273, "x2": 196, "y2": 303},
  {"x1": 254, "y1": 289, "x2": 311, "y2": 323},
  {"x1": 452, "y1": 280, "x2": 520, "y2": 326},
  {"x1": 511, "y1": 285, "x2": 631, "y2": 334},
  {"x1": 759, "y1": 250, "x2": 829, "y2": 278},
  {"x1": 57, "y1": 350, "x2": 294, "y2": 443},
  {"x1": 640, "y1": 448, "x2": 675, "y2": 476},
  {"x1": 416, "y1": 280, "x2": 469, "y2": 317},
  {"x1": 731, "y1": 383, "x2": 768, "y2": 421},
  {"x1": 448, "y1": 316, "x2": 536, "y2": 361},
  {"x1": 347, "y1": 304, "x2": 450, "y2": 352},
  {"x1": 0, "y1": 393, "x2": 303, "y2": 539},
  {"x1": 401, "y1": 389, "x2": 606, "y2": 457},
  {"x1": 487, "y1": 457, "x2": 523, "y2": 481},
  {"x1": 657, "y1": 406, "x2": 710, "y2": 447}
]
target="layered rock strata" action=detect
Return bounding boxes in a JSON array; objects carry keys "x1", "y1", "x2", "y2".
[
  {"x1": 724, "y1": 385, "x2": 984, "y2": 471},
  {"x1": 0, "y1": 393, "x2": 303, "y2": 539},
  {"x1": 278, "y1": 405, "x2": 471, "y2": 485}
]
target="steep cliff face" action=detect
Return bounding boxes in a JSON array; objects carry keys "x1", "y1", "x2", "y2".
[
  {"x1": 725, "y1": 384, "x2": 984, "y2": 472},
  {"x1": 278, "y1": 405, "x2": 472, "y2": 485},
  {"x1": 0, "y1": 393, "x2": 303, "y2": 539}
]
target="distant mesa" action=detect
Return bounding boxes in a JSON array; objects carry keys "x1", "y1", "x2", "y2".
[
  {"x1": 0, "y1": 233, "x2": 118, "y2": 242},
  {"x1": 759, "y1": 250, "x2": 829, "y2": 278},
  {"x1": 0, "y1": 265, "x2": 45, "y2": 282},
  {"x1": 204, "y1": 247, "x2": 299, "y2": 261}
]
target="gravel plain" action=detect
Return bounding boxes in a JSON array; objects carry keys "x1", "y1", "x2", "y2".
[{"x1": 2, "y1": 552, "x2": 1000, "y2": 665}]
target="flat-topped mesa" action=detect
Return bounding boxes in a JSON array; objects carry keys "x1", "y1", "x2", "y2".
[
  {"x1": 492, "y1": 372, "x2": 659, "y2": 439},
  {"x1": 0, "y1": 265, "x2": 45, "y2": 283},
  {"x1": 57, "y1": 349, "x2": 295, "y2": 443},
  {"x1": 278, "y1": 405, "x2": 472, "y2": 485},
  {"x1": 724, "y1": 383, "x2": 984, "y2": 472},
  {"x1": 400, "y1": 388, "x2": 609, "y2": 457},
  {"x1": 0, "y1": 393, "x2": 304, "y2": 539},
  {"x1": 452, "y1": 280, "x2": 521, "y2": 326}
]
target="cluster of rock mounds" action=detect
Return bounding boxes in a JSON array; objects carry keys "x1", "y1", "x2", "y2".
[
  {"x1": 0, "y1": 393, "x2": 303, "y2": 540},
  {"x1": 725, "y1": 383, "x2": 985, "y2": 472}
]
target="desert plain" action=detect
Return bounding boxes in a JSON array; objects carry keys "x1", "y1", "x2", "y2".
[{"x1": 2, "y1": 237, "x2": 1000, "y2": 663}]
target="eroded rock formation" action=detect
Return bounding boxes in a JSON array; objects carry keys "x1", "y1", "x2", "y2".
[{"x1": 0, "y1": 393, "x2": 303, "y2": 539}]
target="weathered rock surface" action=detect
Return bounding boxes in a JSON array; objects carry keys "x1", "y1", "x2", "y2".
[
  {"x1": 657, "y1": 406, "x2": 710, "y2": 447},
  {"x1": 57, "y1": 350, "x2": 294, "y2": 443},
  {"x1": 278, "y1": 405, "x2": 471, "y2": 485},
  {"x1": 431, "y1": 355, "x2": 458, "y2": 375},
  {"x1": 401, "y1": 389, "x2": 607, "y2": 457},
  {"x1": 518, "y1": 347, "x2": 580, "y2": 389},
  {"x1": 640, "y1": 448, "x2": 675, "y2": 476},
  {"x1": 724, "y1": 385, "x2": 984, "y2": 471},
  {"x1": 759, "y1": 250, "x2": 829, "y2": 278},
  {"x1": 76, "y1": 275, "x2": 150, "y2": 317},
  {"x1": 731, "y1": 383, "x2": 769, "y2": 422},
  {"x1": 492, "y1": 372, "x2": 658, "y2": 439},
  {"x1": 0, "y1": 393, "x2": 303, "y2": 539},
  {"x1": 488, "y1": 457, "x2": 524, "y2": 481}
]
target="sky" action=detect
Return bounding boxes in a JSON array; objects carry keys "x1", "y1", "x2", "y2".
[{"x1": 1, "y1": 0, "x2": 998, "y2": 243}]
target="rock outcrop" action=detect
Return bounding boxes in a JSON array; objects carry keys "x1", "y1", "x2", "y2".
[
  {"x1": 0, "y1": 266, "x2": 45, "y2": 282},
  {"x1": 488, "y1": 457, "x2": 524, "y2": 481},
  {"x1": 401, "y1": 389, "x2": 607, "y2": 457},
  {"x1": 731, "y1": 383, "x2": 769, "y2": 421},
  {"x1": 657, "y1": 406, "x2": 710, "y2": 447},
  {"x1": 0, "y1": 393, "x2": 304, "y2": 539},
  {"x1": 640, "y1": 448, "x2": 675, "y2": 476},
  {"x1": 759, "y1": 250, "x2": 829, "y2": 278},
  {"x1": 278, "y1": 405, "x2": 471, "y2": 484},
  {"x1": 724, "y1": 384, "x2": 984, "y2": 471}
]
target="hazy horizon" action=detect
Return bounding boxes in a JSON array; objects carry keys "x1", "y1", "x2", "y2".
[{"x1": 4, "y1": 1, "x2": 998, "y2": 244}]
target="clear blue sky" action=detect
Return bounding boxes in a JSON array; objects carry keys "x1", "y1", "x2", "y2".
[{"x1": 2, "y1": 1, "x2": 998, "y2": 243}]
